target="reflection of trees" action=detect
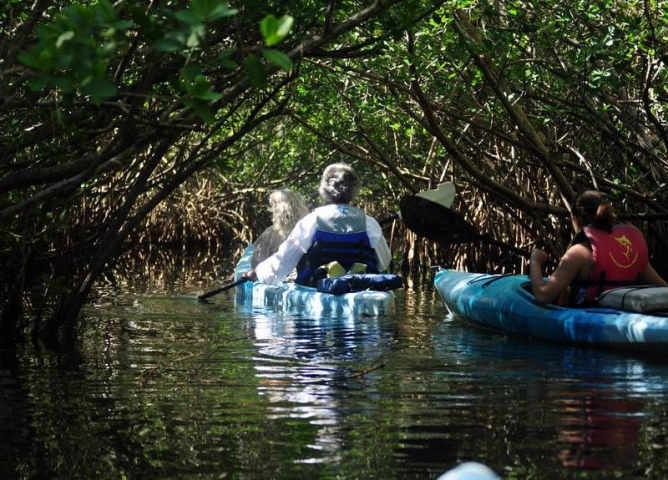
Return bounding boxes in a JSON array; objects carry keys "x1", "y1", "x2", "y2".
[
  {"x1": 95, "y1": 246, "x2": 245, "y2": 299},
  {"x1": 5, "y1": 290, "x2": 668, "y2": 477},
  {"x1": 0, "y1": 297, "x2": 277, "y2": 478}
]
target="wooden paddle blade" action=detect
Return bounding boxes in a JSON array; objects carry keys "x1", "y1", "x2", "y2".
[{"x1": 399, "y1": 195, "x2": 478, "y2": 242}]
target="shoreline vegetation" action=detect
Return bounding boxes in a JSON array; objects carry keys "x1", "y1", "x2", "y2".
[{"x1": 1, "y1": 0, "x2": 667, "y2": 345}]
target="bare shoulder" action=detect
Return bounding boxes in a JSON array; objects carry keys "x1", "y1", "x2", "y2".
[
  {"x1": 558, "y1": 243, "x2": 593, "y2": 277},
  {"x1": 563, "y1": 242, "x2": 591, "y2": 259}
]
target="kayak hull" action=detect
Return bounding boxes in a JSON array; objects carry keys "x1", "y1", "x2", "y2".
[
  {"x1": 234, "y1": 246, "x2": 395, "y2": 318},
  {"x1": 434, "y1": 269, "x2": 668, "y2": 352}
]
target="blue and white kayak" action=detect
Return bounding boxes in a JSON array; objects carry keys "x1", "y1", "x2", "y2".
[
  {"x1": 233, "y1": 246, "x2": 396, "y2": 317},
  {"x1": 434, "y1": 269, "x2": 668, "y2": 352}
]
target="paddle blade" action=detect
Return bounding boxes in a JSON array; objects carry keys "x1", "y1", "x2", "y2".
[
  {"x1": 399, "y1": 196, "x2": 550, "y2": 263},
  {"x1": 399, "y1": 195, "x2": 477, "y2": 242},
  {"x1": 415, "y1": 182, "x2": 456, "y2": 208}
]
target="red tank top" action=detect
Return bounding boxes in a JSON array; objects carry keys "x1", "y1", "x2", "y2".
[{"x1": 583, "y1": 223, "x2": 648, "y2": 301}]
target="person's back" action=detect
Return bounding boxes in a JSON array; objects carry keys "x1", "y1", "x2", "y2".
[
  {"x1": 294, "y1": 202, "x2": 381, "y2": 285},
  {"x1": 582, "y1": 222, "x2": 648, "y2": 294}
]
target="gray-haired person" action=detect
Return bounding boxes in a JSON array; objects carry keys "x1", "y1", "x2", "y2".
[{"x1": 243, "y1": 163, "x2": 391, "y2": 285}]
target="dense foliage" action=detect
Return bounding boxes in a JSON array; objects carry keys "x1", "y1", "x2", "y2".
[{"x1": 1, "y1": 0, "x2": 667, "y2": 344}]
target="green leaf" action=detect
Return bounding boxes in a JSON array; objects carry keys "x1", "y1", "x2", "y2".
[
  {"x1": 193, "y1": 0, "x2": 238, "y2": 21},
  {"x1": 17, "y1": 50, "x2": 48, "y2": 71},
  {"x1": 261, "y1": 48, "x2": 292, "y2": 72},
  {"x1": 244, "y1": 54, "x2": 267, "y2": 88},
  {"x1": 209, "y1": 2, "x2": 238, "y2": 21},
  {"x1": 183, "y1": 97, "x2": 216, "y2": 124},
  {"x1": 217, "y1": 47, "x2": 238, "y2": 69},
  {"x1": 181, "y1": 63, "x2": 202, "y2": 81},
  {"x1": 27, "y1": 76, "x2": 49, "y2": 92},
  {"x1": 260, "y1": 14, "x2": 293, "y2": 46},
  {"x1": 190, "y1": 75, "x2": 222, "y2": 100},
  {"x1": 56, "y1": 31, "x2": 75, "y2": 48},
  {"x1": 97, "y1": 0, "x2": 117, "y2": 22},
  {"x1": 186, "y1": 24, "x2": 206, "y2": 48},
  {"x1": 175, "y1": 10, "x2": 204, "y2": 25},
  {"x1": 274, "y1": 15, "x2": 293, "y2": 39},
  {"x1": 51, "y1": 76, "x2": 75, "y2": 93},
  {"x1": 154, "y1": 37, "x2": 183, "y2": 52},
  {"x1": 260, "y1": 15, "x2": 277, "y2": 41}
]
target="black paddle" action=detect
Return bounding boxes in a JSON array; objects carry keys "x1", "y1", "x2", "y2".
[
  {"x1": 398, "y1": 195, "x2": 551, "y2": 263},
  {"x1": 197, "y1": 184, "x2": 457, "y2": 301},
  {"x1": 198, "y1": 278, "x2": 248, "y2": 301}
]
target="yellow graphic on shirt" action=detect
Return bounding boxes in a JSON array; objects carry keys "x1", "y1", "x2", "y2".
[{"x1": 609, "y1": 234, "x2": 638, "y2": 268}]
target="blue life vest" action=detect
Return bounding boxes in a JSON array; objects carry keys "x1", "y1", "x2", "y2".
[{"x1": 295, "y1": 205, "x2": 379, "y2": 286}]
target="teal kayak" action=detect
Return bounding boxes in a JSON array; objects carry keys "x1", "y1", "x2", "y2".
[
  {"x1": 233, "y1": 246, "x2": 396, "y2": 317},
  {"x1": 434, "y1": 269, "x2": 668, "y2": 352}
]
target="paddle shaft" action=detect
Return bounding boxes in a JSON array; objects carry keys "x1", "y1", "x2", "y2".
[
  {"x1": 379, "y1": 212, "x2": 400, "y2": 226},
  {"x1": 476, "y1": 232, "x2": 557, "y2": 268},
  {"x1": 198, "y1": 278, "x2": 248, "y2": 301}
]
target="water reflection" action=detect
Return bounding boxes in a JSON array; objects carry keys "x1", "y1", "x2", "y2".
[
  {"x1": 432, "y1": 316, "x2": 668, "y2": 475},
  {"x1": 5, "y1": 261, "x2": 668, "y2": 479},
  {"x1": 557, "y1": 391, "x2": 643, "y2": 470},
  {"x1": 242, "y1": 306, "x2": 393, "y2": 465}
]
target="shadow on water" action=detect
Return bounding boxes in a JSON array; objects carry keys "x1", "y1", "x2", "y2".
[{"x1": 2, "y1": 248, "x2": 668, "y2": 479}]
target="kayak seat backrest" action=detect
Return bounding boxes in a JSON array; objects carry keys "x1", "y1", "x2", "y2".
[{"x1": 597, "y1": 286, "x2": 668, "y2": 313}]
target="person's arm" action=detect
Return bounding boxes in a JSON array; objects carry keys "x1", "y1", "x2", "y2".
[
  {"x1": 639, "y1": 263, "x2": 668, "y2": 286},
  {"x1": 254, "y1": 214, "x2": 316, "y2": 284},
  {"x1": 366, "y1": 215, "x2": 391, "y2": 271},
  {"x1": 530, "y1": 244, "x2": 590, "y2": 305}
]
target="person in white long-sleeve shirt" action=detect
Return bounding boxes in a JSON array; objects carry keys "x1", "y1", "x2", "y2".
[{"x1": 243, "y1": 163, "x2": 391, "y2": 286}]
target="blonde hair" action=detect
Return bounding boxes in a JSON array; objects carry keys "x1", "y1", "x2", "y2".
[{"x1": 269, "y1": 188, "x2": 309, "y2": 234}]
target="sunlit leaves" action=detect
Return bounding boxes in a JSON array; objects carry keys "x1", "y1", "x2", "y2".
[
  {"x1": 179, "y1": 64, "x2": 223, "y2": 124},
  {"x1": 17, "y1": 0, "x2": 294, "y2": 123},
  {"x1": 254, "y1": 15, "x2": 295, "y2": 82},
  {"x1": 154, "y1": 0, "x2": 236, "y2": 52},
  {"x1": 260, "y1": 15, "x2": 294, "y2": 47}
]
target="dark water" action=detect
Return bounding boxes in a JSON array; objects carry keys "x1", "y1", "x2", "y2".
[{"x1": 2, "y1": 254, "x2": 668, "y2": 479}]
